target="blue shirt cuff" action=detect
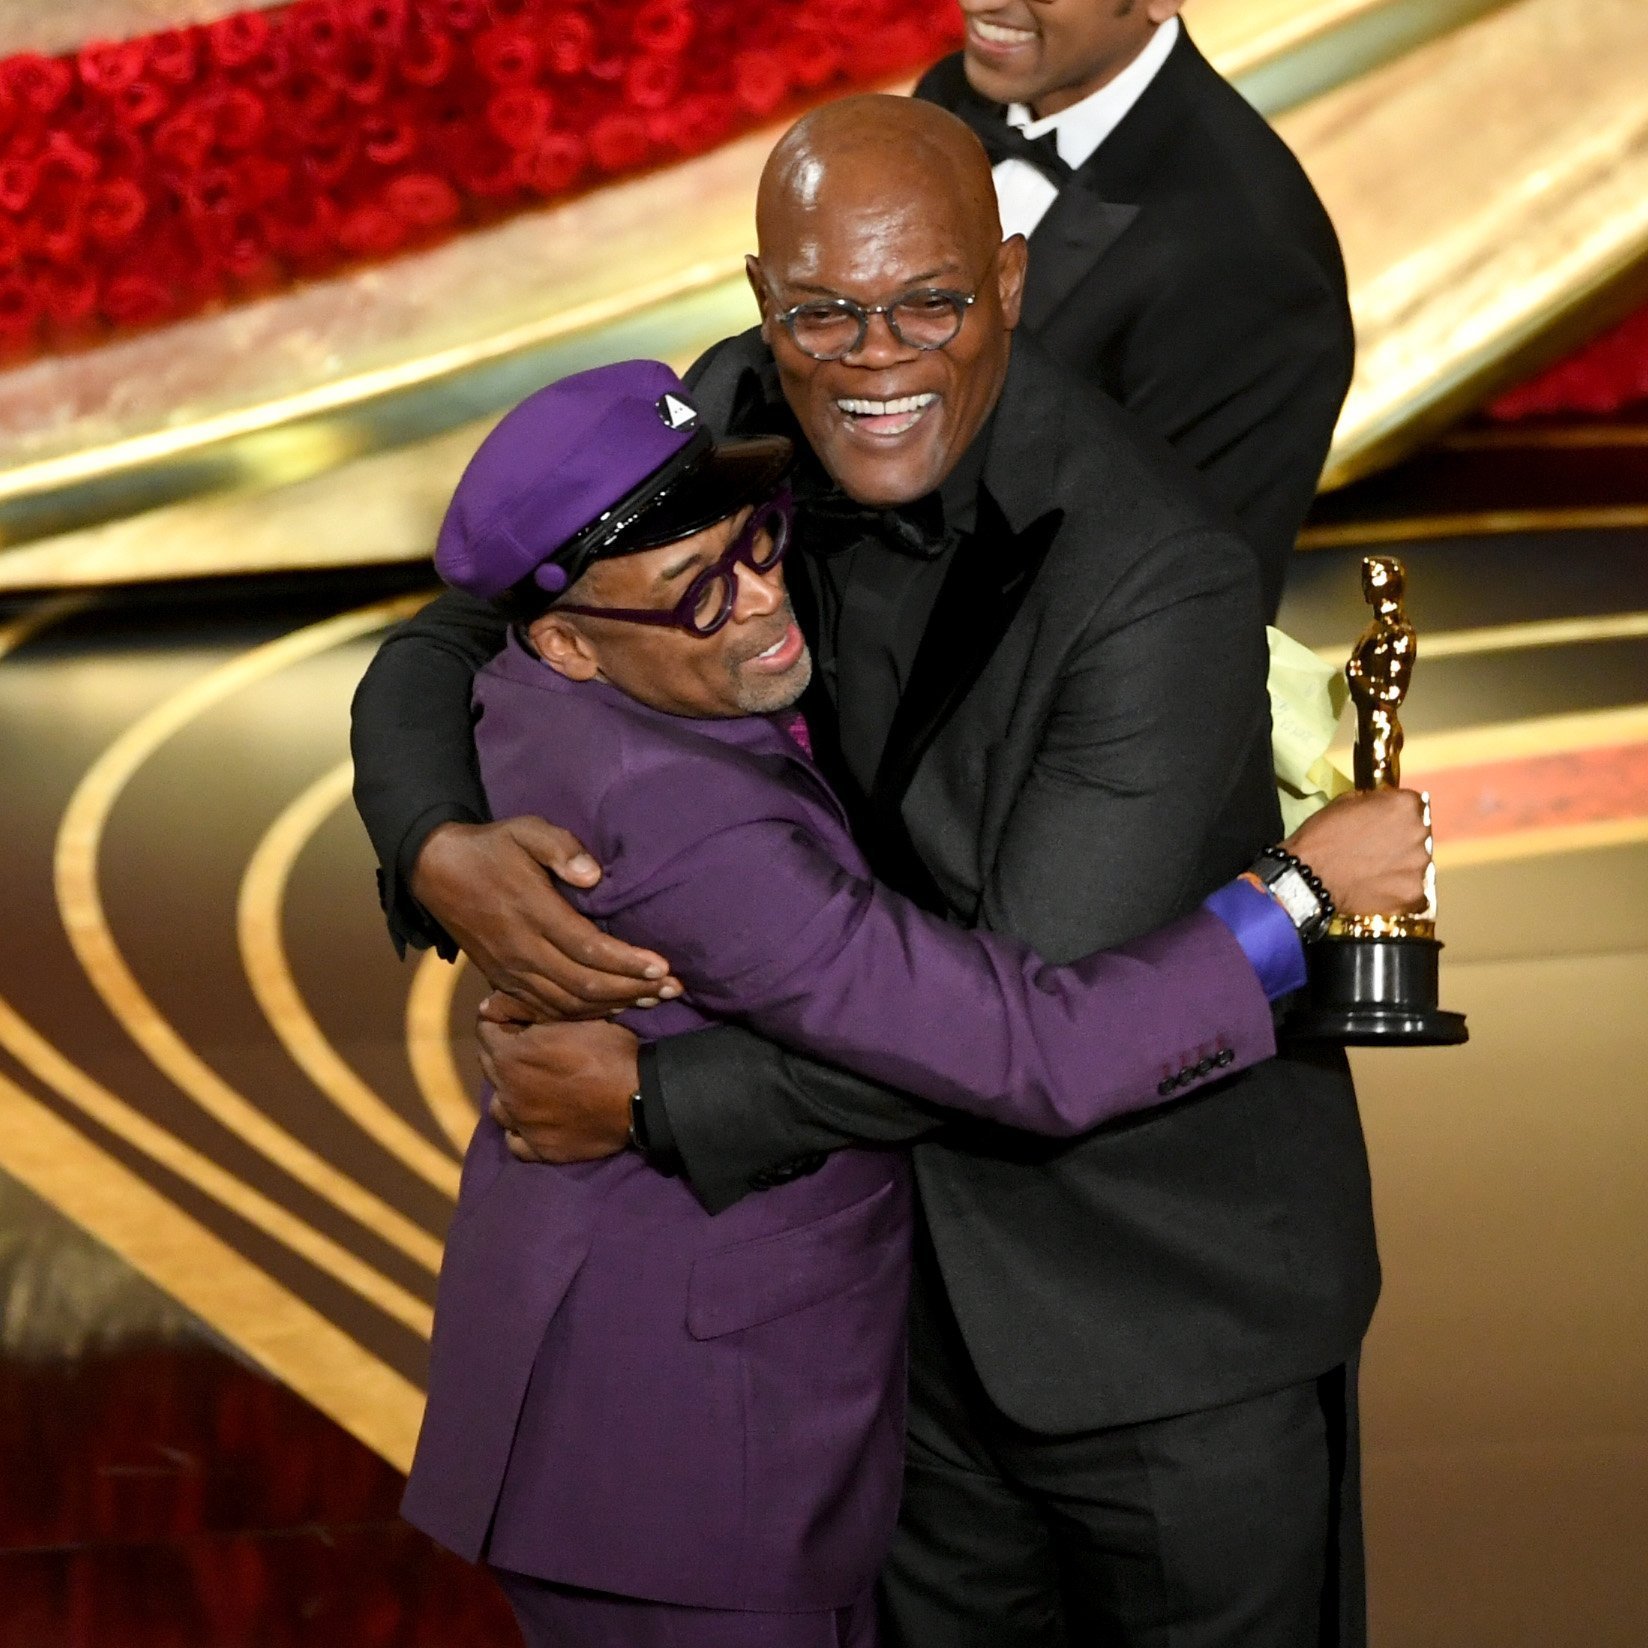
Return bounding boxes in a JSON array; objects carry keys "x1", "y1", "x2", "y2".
[{"x1": 1202, "y1": 877, "x2": 1308, "y2": 1002}]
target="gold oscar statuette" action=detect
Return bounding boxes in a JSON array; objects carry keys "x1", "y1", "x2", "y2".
[{"x1": 1291, "y1": 556, "x2": 1468, "y2": 1045}]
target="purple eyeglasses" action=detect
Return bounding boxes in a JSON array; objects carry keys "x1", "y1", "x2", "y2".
[{"x1": 552, "y1": 487, "x2": 794, "y2": 638}]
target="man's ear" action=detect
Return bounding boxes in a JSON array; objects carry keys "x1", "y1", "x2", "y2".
[
  {"x1": 997, "y1": 234, "x2": 1029, "y2": 332},
  {"x1": 746, "y1": 254, "x2": 774, "y2": 342},
  {"x1": 1146, "y1": 0, "x2": 1186, "y2": 23},
  {"x1": 526, "y1": 613, "x2": 601, "y2": 682}
]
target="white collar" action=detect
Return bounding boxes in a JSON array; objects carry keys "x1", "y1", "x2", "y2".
[{"x1": 1006, "y1": 16, "x2": 1179, "y2": 173}]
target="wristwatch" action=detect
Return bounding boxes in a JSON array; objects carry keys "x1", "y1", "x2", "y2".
[{"x1": 1248, "y1": 846, "x2": 1336, "y2": 941}]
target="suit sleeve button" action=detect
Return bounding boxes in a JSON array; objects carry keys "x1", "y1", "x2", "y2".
[{"x1": 1216, "y1": 1048, "x2": 1235, "y2": 1068}]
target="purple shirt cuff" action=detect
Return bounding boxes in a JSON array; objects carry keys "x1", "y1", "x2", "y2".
[{"x1": 1202, "y1": 877, "x2": 1308, "y2": 1003}]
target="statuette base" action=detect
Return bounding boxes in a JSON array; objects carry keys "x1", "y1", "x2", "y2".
[{"x1": 1291, "y1": 934, "x2": 1469, "y2": 1047}]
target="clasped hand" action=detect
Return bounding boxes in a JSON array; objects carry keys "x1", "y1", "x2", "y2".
[{"x1": 412, "y1": 817, "x2": 680, "y2": 1164}]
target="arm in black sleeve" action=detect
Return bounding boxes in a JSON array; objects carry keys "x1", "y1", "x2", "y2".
[
  {"x1": 349, "y1": 587, "x2": 510, "y2": 955},
  {"x1": 645, "y1": 1032, "x2": 944, "y2": 1214}
]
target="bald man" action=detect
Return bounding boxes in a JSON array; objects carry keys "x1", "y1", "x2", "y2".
[{"x1": 353, "y1": 98, "x2": 1378, "y2": 1648}]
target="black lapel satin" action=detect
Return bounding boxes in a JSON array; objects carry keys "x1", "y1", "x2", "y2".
[
  {"x1": 1019, "y1": 196, "x2": 1140, "y2": 332},
  {"x1": 785, "y1": 552, "x2": 855, "y2": 810},
  {"x1": 1072, "y1": 26, "x2": 1204, "y2": 202},
  {"x1": 872, "y1": 492, "x2": 1063, "y2": 818},
  {"x1": 1004, "y1": 27, "x2": 1209, "y2": 331}
]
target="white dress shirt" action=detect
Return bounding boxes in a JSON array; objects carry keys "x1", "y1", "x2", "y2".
[{"x1": 992, "y1": 16, "x2": 1180, "y2": 241}]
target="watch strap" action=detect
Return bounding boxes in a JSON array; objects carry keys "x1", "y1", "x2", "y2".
[{"x1": 1250, "y1": 845, "x2": 1336, "y2": 941}]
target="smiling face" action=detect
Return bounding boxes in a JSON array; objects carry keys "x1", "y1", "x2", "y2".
[
  {"x1": 749, "y1": 97, "x2": 1026, "y2": 509},
  {"x1": 959, "y1": 0, "x2": 1184, "y2": 118},
  {"x1": 527, "y1": 507, "x2": 812, "y2": 718}
]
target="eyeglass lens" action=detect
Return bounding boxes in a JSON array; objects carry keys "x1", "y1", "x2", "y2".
[
  {"x1": 787, "y1": 291, "x2": 967, "y2": 360},
  {"x1": 688, "y1": 498, "x2": 791, "y2": 633}
]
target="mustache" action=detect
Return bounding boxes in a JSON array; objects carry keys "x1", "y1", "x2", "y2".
[{"x1": 726, "y1": 599, "x2": 799, "y2": 667}]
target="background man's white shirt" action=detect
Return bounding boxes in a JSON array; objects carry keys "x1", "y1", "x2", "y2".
[{"x1": 992, "y1": 16, "x2": 1180, "y2": 240}]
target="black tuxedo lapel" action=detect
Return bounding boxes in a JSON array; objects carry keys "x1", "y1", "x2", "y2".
[
  {"x1": 872, "y1": 491, "x2": 1061, "y2": 818},
  {"x1": 968, "y1": 28, "x2": 1209, "y2": 332},
  {"x1": 946, "y1": 72, "x2": 1141, "y2": 333},
  {"x1": 869, "y1": 339, "x2": 1072, "y2": 859},
  {"x1": 847, "y1": 493, "x2": 1058, "y2": 911},
  {"x1": 1019, "y1": 195, "x2": 1140, "y2": 332}
]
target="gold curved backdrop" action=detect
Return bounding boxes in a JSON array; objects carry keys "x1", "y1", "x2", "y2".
[{"x1": 0, "y1": 0, "x2": 1643, "y2": 589}]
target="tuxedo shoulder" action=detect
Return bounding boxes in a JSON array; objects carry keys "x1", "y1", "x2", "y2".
[
  {"x1": 1047, "y1": 429, "x2": 1252, "y2": 587},
  {"x1": 1172, "y1": 42, "x2": 1332, "y2": 195},
  {"x1": 1001, "y1": 356, "x2": 1253, "y2": 585},
  {"x1": 912, "y1": 52, "x2": 969, "y2": 107},
  {"x1": 1141, "y1": 203, "x2": 1341, "y2": 315},
  {"x1": 1136, "y1": 59, "x2": 1345, "y2": 284},
  {"x1": 684, "y1": 327, "x2": 770, "y2": 426},
  {"x1": 1023, "y1": 353, "x2": 1217, "y2": 514},
  {"x1": 1125, "y1": 148, "x2": 1339, "y2": 290}
]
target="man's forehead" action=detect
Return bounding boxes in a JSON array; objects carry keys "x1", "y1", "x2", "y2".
[{"x1": 764, "y1": 199, "x2": 972, "y2": 291}]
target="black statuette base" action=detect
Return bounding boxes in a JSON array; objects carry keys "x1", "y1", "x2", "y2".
[{"x1": 1291, "y1": 933, "x2": 1469, "y2": 1047}]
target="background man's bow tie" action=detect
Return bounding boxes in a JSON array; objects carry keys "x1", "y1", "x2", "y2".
[{"x1": 968, "y1": 111, "x2": 1074, "y2": 187}]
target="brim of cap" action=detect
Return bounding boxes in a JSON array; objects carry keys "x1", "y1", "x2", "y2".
[{"x1": 605, "y1": 434, "x2": 794, "y2": 553}]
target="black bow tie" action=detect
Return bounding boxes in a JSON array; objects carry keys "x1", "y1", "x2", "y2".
[
  {"x1": 972, "y1": 113, "x2": 1073, "y2": 187},
  {"x1": 799, "y1": 488, "x2": 954, "y2": 560}
]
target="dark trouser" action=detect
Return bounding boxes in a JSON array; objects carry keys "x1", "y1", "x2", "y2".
[
  {"x1": 880, "y1": 1259, "x2": 1365, "y2": 1648},
  {"x1": 496, "y1": 1572, "x2": 879, "y2": 1648}
]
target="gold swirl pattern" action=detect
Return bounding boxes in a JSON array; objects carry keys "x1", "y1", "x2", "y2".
[
  {"x1": 53, "y1": 599, "x2": 446, "y2": 1274},
  {"x1": 238, "y1": 759, "x2": 463, "y2": 1200}
]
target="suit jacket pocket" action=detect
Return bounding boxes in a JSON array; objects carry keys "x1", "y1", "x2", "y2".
[{"x1": 686, "y1": 1176, "x2": 903, "y2": 1340}]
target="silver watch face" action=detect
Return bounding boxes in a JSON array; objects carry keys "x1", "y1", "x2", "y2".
[{"x1": 1269, "y1": 866, "x2": 1323, "y2": 931}]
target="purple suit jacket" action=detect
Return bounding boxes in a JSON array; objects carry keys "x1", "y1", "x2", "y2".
[{"x1": 401, "y1": 634, "x2": 1278, "y2": 1609}]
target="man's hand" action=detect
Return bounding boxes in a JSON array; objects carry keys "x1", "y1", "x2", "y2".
[
  {"x1": 1285, "y1": 788, "x2": 1430, "y2": 917},
  {"x1": 478, "y1": 1015, "x2": 640, "y2": 1164},
  {"x1": 411, "y1": 817, "x2": 682, "y2": 1019}
]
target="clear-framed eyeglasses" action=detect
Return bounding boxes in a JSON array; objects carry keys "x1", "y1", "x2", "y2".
[{"x1": 771, "y1": 288, "x2": 978, "y2": 361}]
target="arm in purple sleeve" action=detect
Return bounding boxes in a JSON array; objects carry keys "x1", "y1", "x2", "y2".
[{"x1": 605, "y1": 816, "x2": 1278, "y2": 1138}]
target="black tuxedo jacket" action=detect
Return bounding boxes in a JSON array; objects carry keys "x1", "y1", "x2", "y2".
[
  {"x1": 918, "y1": 29, "x2": 1355, "y2": 618},
  {"x1": 644, "y1": 332, "x2": 1378, "y2": 1433}
]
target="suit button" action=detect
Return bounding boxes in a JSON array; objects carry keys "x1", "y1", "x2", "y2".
[
  {"x1": 749, "y1": 1153, "x2": 829, "y2": 1191},
  {"x1": 1215, "y1": 1048, "x2": 1236, "y2": 1068},
  {"x1": 1157, "y1": 1077, "x2": 1178, "y2": 1097}
]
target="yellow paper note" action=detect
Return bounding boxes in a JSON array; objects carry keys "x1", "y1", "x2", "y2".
[{"x1": 1268, "y1": 625, "x2": 1353, "y2": 835}]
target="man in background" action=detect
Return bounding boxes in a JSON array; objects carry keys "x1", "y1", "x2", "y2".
[{"x1": 919, "y1": 0, "x2": 1355, "y2": 616}]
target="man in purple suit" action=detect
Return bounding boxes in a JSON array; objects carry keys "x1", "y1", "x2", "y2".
[{"x1": 401, "y1": 357, "x2": 1428, "y2": 1648}]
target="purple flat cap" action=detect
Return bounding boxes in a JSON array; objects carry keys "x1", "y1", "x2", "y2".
[{"x1": 435, "y1": 359, "x2": 791, "y2": 600}]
